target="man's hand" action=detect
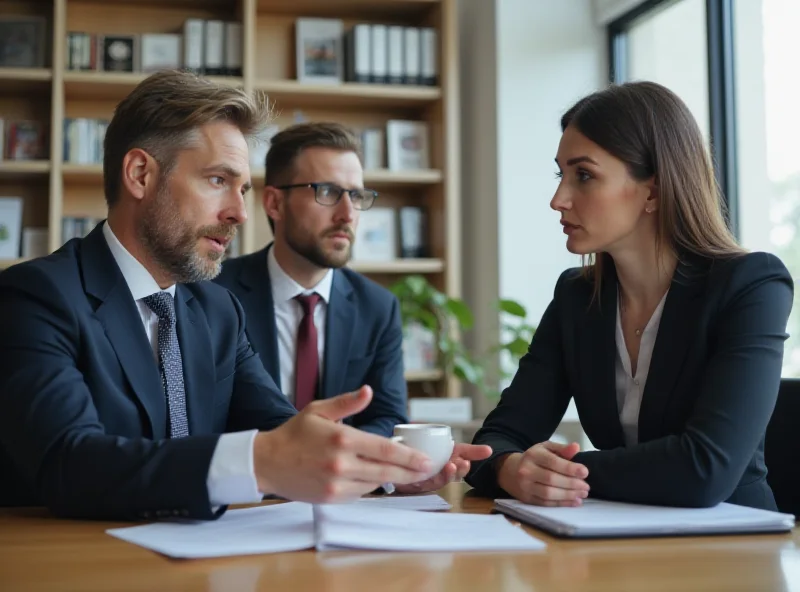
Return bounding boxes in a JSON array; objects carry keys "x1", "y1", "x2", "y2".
[
  {"x1": 393, "y1": 442, "x2": 493, "y2": 494},
  {"x1": 496, "y1": 441, "x2": 589, "y2": 506},
  {"x1": 252, "y1": 386, "x2": 434, "y2": 503}
]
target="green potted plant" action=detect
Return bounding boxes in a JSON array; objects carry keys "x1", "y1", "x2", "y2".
[
  {"x1": 389, "y1": 275, "x2": 483, "y2": 386},
  {"x1": 389, "y1": 275, "x2": 536, "y2": 398}
]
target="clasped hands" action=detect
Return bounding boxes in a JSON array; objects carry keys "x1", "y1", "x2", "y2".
[
  {"x1": 253, "y1": 385, "x2": 492, "y2": 503},
  {"x1": 496, "y1": 441, "x2": 590, "y2": 506}
]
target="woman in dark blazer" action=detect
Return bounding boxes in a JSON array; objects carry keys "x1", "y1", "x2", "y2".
[{"x1": 466, "y1": 81, "x2": 794, "y2": 511}]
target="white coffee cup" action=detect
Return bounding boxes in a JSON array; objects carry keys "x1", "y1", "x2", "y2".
[{"x1": 391, "y1": 424, "x2": 455, "y2": 480}]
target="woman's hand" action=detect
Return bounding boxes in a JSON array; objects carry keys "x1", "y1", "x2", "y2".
[{"x1": 496, "y1": 441, "x2": 590, "y2": 506}]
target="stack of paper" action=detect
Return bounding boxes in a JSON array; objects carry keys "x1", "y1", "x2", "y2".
[
  {"x1": 107, "y1": 496, "x2": 545, "y2": 558},
  {"x1": 493, "y1": 498, "x2": 796, "y2": 538},
  {"x1": 313, "y1": 503, "x2": 542, "y2": 552}
]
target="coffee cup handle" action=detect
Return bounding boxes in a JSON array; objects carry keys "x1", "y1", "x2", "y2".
[{"x1": 391, "y1": 435, "x2": 405, "y2": 444}]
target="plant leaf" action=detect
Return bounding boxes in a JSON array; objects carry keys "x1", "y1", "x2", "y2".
[
  {"x1": 498, "y1": 299, "x2": 527, "y2": 317},
  {"x1": 506, "y1": 337, "x2": 531, "y2": 358},
  {"x1": 445, "y1": 298, "x2": 474, "y2": 329}
]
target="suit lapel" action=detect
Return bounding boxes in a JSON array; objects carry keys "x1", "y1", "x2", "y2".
[
  {"x1": 322, "y1": 271, "x2": 356, "y2": 399},
  {"x1": 237, "y1": 248, "x2": 281, "y2": 383},
  {"x1": 579, "y1": 264, "x2": 625, "y2": 449},
  {"x1": 81, "y1": 225, "x2": 167, "y2": 438},
  {"x1": 175, "y1": 286, "x2": 215, "y2": 435},
  {"x1": 637, "y1": 259, "x2": 705, "y2": 442}
]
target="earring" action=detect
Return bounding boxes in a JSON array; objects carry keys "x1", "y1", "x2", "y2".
[{"x1": 645, "y1": 207, "x2": 654, "y2": 214}]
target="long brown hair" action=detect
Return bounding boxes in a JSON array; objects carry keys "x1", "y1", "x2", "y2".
[{"x1": 560, "y1": 81, "x2": 745, "y2": 298}]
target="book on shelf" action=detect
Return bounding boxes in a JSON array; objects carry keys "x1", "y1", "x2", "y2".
[
  {"x1": 295, "y1": 18, "x2": 345, "y2": 84},
  {"x1": 62, "y1": 217, "x2": 99, "y2": 244},
  {"x1": 0, "y1": 197, "x2": 23, "y2": 260},
  {"x1": 66, "y1": 19, "x2": 242, "y2": 76},
  {"x1": 63, "y1": 118, "x2": 108, "y2": 165},
  {"x1": 3, "y1": 120, "x2": 47, "y2": 161},
  {"x1": 386, "y1": 120, "x2": 430, "y2": 170},
  {"x1": 399, "y1": 206, "x2": 428, "y2": 258},
  {"x1": 140, "y1": 34, "x2": 181, "y2": 73}
]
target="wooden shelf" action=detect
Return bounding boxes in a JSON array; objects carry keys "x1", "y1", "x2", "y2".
[
  {"x1": 68, "y1": 164, "x2": 443, "y2": 188},
  {"x1": 0, "y1": 259, "x2": 28, "y2": 270},
  {"x1": 257, "y1": 0, "x2": 440, "y2": 19},
  {"x1": 64, "y1": 72, "x2": 243, "y2": 101},
  {"x1": 251, "y1": 168, "x2": 442, "y2": 187},
  {"x1": 61, "y1": 163, "x2": 102, "y2": 183},
  {"x1": 365, "y1": 169, "x2": 443, "y2": 185},
  {"x1": 348, "y1": 259, "x2": 444, "y2": 273},
  {"x1": 0, "y1": 161, "x2": 51, "y2": 179},
  {"x1": 405, "y1": 369, "x2": 444, "y2": 382},
  {"x1": 0, "y1": 68, "x2": 52, "y2": 94},
  {"x1": 254, "y1": 79, "x2": 441, "y2": 108}
]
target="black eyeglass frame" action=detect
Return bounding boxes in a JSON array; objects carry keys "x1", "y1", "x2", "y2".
[{"x1": 274, "y1": 182, "x2": 379, "y2": 210}]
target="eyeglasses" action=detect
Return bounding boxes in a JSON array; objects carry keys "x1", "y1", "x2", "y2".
[{"x1": 275, "y1": 182, "x2": 378, "y2": 211}]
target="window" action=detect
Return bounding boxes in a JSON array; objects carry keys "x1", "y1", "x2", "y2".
[
  {"x1": 609, "y1": 0, "x2": 800, "y2": 375},
  {"x1": 609, "y1": 0, "x2": 711, "y2": 142},
  {"x1": 734, "y1": 0, "x2": 800, "y2": 376}
]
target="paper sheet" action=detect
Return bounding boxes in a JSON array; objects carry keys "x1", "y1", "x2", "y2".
[
  {"x1": 106, "y1": 502, "x2": 315, "y2": 559},
  {"x1": 354, "y1": 493, "x2": 451, "y2": 511},
  {"x1": 107, "y1": 495, "x2": 543, "y2": 559},
  {"x1": 313, "y1": 503, "x2": 546, "y2": 552}
]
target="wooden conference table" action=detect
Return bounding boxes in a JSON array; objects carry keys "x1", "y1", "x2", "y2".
[{"x1": 1, "y1": 482, "x2": 798, "y2": 591}]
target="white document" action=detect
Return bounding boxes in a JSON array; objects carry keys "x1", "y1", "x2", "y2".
[
  {"x1": 107, "y1": 497, "x2": 543, "y2": 559},
  {"x1": 313, "y1": 504, "x2": 545, "y2": 552},
  {"x1": 494, "y1": 498, "x2": 796, "y2": 538},
  {"x1": 106, "y1": 502, "x2": 315, "y2": 559},
  {"x1": 353, "y1": 494, "x2": 451, "y2": 512}
]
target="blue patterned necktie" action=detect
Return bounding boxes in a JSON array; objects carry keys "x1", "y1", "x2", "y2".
[{"x1": 143, "y1": 291, "x2": 190, "y2": 438}]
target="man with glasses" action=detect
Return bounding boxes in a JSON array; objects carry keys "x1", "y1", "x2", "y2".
[
  {"x1": 216, "y1": 122, "x2": 490, "y2": 493},
  {"x1": 215, "y1": 122, "x2": 403, "y2": 438}
]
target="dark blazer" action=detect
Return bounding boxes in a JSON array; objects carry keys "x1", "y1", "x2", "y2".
[
  {"x1": 0, "y1": 224, "x2": 297, "y2": 520},
  {"x1": 466, "y1": 252, "x2": 794, "y2": 510},
  {"x1": 214, "y1": 246, "x2": 408, "y2": 437}
]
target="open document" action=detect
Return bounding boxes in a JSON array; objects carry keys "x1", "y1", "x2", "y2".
[
  {"x1": 107, "y1": 495, "x2": 545, "y2": 558},
  {"x1": 493, "y1": 498, "x2": 795, "y2": 539}
]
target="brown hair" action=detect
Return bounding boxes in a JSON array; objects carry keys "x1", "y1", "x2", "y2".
[
  {"x1": 560, "y1": 81, "x2": 745, "y2": 299},
  {"x1": 103, "y1": 69, "x2": 271, "y2": 207},
  {"x1": 264, "y1": 122, "x2": 362, "y2": 231}
]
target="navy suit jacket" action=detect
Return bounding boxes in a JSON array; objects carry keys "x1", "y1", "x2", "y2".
[
  {"x1": 0, "y1": 224, "x2": 297, "y2": 520},
  {"x1": 467, "y1": 252, "x2": 794, "y2": 510},
  {"x1": 214, "y1": 246, "x2": 408, "y2": 437}
]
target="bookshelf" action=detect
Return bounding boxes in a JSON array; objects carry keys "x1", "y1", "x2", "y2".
[{"x1": 0, "y1": 0, "x2": 461, "y2": 399}]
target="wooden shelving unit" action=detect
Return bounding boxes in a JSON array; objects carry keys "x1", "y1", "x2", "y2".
[
  {"x1": 0, "y1": 0, "x2": 461, "y2": 398},
  {"x1": 0, "y1": 161, "x2": 51, "y2": 177}
]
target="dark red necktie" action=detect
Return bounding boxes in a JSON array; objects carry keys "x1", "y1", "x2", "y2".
[{"x1": 294, "y1": 293, "x2": 321, "y2": 410}]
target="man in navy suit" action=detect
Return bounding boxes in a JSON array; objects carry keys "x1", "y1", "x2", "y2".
[
  {"x1": 215, "y1": 122, "x2": 406, "y2": 438},
  {"x1": 0, "y1": 72, "x2": 474, "y2": 520},
  {"x1": 215, "y1": 122, "x2": 490, "y2": 493}
]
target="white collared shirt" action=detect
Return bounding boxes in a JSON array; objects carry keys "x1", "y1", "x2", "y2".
[
  {"x1": 614, "y1": 289, "x2": 668, "y2": 448},
  {"x1": 102, "y1": 221, "x2": 261, "y2": 506},
  {"x1": 267, "y1": 247, "x2": 333, "y2": 404}
]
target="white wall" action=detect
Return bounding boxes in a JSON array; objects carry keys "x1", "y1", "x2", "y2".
[
  {"x1": 495, "y1": 0, "x2": 607, "y2": 340},
  {"x1": 460, "y1": 0, "x2": 607, "y2": 423}
]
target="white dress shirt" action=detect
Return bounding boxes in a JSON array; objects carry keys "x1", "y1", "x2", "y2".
[
  {"x1": 267, "y1": 247, "x2": 333, "y2": 404},
  {"x1": 614, "y1": 289, "x2": 668, "y2": 448},
  {"x1": 102, "y1": 222, "x2": 262, "y2": 506}
]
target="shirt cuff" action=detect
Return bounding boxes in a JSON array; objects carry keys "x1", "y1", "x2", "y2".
[{"x1": 206, "y1": 430, "x2": 263, "y2": 506}]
